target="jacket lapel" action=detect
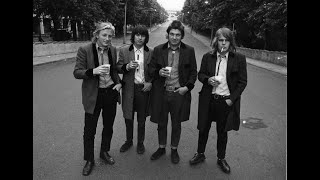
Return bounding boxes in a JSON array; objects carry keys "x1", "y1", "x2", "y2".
[
  {"x1": 129, "y1": 48, "x2": 135, "y2": 62},
  {"x1": 144, "y1": 50, "x2": 150, "y2": 65},
  {"x1": 92, "y1": 43, "x2": 99, "y2": 68},
  {"x1": 226, "y1": 52, "x2": 235, "y2": 78},
  {"x1": 211, "y1": 52, "x2": 217, "y2": 76},
  {"x1": 178, "y1": 42, "x2": 185, "y2": 67},
  {"x1": 161, "y1": 42, "x2": 169, "y2": 67}
]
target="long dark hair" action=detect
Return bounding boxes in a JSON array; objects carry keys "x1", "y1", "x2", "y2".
[
  {"x1": 130, "y1": 25, "x2": 149, "y2": 44},
  {"x1": 211, "y1": 27, "x2": 236, "y2": 54}
]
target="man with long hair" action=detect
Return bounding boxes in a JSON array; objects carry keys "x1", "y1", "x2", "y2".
[
  {"x1": 116, "y1": 25, "x2": 153, "y2": 155},
  {"x1": 189, "y1": 27, "x2": 247, "y2": 174}
]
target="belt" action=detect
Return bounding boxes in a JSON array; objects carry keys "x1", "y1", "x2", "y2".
[
  {"x1": 99, "y1": 84, "x2": 115, "y2": 90},
  {"x1": 211, "y1": 94, "x2": 230, "y2": 100},
  {"x1": 165, "y1": 86, "x2": 179, "y2": 92},
  {"x1": 134, "y1": 83, "x2": 144, "y2": 88}
]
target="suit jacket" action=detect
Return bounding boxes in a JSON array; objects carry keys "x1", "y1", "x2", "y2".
[
  {"x1": 73, "y1": 42, "x2": 121, "y2": 114},
  {"x1": 197, "y1": 51, "x2": 247, "y2": 132},
  {"x1": 148, "y1": 41, "x2": 197, "y2": 123},
  {"x1": 116, "y1": 44, "x2": 153, "y2": 119}
]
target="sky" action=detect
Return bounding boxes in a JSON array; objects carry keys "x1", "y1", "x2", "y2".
[{"x1": 157, "y1": 0, "x2": 185, "y2": 11}]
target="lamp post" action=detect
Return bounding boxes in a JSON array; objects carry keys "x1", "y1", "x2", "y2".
[
  {"x1": 123, "y1": 0, "x2": 127, "y2": 44},
  {"x1": 148, "y1": 8, "x2": 156, "y2": 32}
]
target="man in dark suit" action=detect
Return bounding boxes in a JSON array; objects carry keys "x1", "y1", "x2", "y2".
[
  {"x1": 73, "y1": 22, "x2": 122, "y2": 176},
  {"x1": 189, "y1": 27, "x2": 247, "y2": 174},
  {"x1": 116, "y1": 25, "x2": 153, "y2": 154},
  {"x1": 148, "y1": 20, "x2": 197, "y2": 164}
]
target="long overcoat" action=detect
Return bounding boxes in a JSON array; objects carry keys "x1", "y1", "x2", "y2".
[
  {"x1": 116, "y1": 44, "x2": 153, "y2": 119},
  {"x1": 73, "y1": 42, "x2": 121, "y2": 114},
  {"x1": 197, "y1": 51, "x2": 247, "y2": 132},
  {"x1": 148, "y1": 42, "x2": 197, "y2": 123}
]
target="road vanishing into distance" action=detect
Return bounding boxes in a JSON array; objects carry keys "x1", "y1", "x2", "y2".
[{"x1": 33, "y1": 21, "x2": 287, "y2": 180}]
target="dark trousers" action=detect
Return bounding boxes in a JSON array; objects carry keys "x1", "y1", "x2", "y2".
[
  {"x1": 124, "y1": 84, "x2": 149, "y2": 144},
  {"x1": 83, "y1": 87, "x2": 118, "y2": 161},
  {"x1": 197, "y1": 96, "x2": 231, "y2": 159},
  {"x1": 158, "y1": 91, "x2": 184, "y2": 148}
]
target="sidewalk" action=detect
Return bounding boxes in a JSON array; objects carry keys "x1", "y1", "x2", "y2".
[
  {"x1": 182, "y1": 25, "x2": 287, "y2": 76},
  {"x1": 33, "y1": 35, "x2": 130, "y2": 66},
  {"x1": 33, "y1": 25, "x2": 160, "y2": 67},
  {"x1": 33, "y1": 24, "x2": 287, "y2": 76}
]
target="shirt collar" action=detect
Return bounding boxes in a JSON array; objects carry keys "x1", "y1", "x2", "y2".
[
  {"x1": 133, "y1": 45, "x2": 144, "y2": 53},
  {"x1": 96, "y1": 43, "x2": 109, "y2": 52},
  {"x1": 217, "y1": 52, "x2": 229, "y2": 59},
  {"x1": 167, "y1": 43, "x2": 180, "y2": 51}
]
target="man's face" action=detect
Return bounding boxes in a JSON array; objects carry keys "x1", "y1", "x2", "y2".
[
  {"x1": 96, "y1": 29, "x2": 113, "y2": 47},
  {"x1": 168, "y1": 29, "x2": 182, "y2": 47},
  {"x1": 134, "y1": 33, "x2": 146, "y2": 47},
  {"x1": 217, "y1": 34, "x2": 230, "y2": 53}
]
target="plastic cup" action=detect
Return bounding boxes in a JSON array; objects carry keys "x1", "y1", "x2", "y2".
[
  {"x1": 103, "y1": 64, "x2": 110, "y2": 74},
  {"x1": 165, "y1": 66, "x2": 172, "y2": 77},
  {"x1": 214, "y1": 75, "x2": 223, "y2": 83}
]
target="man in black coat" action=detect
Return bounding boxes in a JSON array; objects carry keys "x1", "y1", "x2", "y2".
[
  {"x1": 189, "y1": 27, "x2": 247, "y2": 174},
  {"x1": 148, "y1": 20, "x2": 197, "y2": 164}
]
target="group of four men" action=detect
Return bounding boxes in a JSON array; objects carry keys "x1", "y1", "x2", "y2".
[{"x1": 73, "y1": 20, "x2": 247, "y2": 176}]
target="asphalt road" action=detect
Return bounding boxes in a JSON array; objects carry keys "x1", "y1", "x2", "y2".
[{"x1": 33, "y1": 21, "x2": 287, "y2": 180}]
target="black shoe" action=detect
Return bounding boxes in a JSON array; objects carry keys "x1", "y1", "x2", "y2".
[
  {"x1": 137, "y1": 143, "x2": 145, "y2": 154},
  {"x1": 100, "y1": 151, "x2": 115, "y2": 165},
  {"x1": 120, "y1": 141, "x2": 133, "y2": 152},
  {"x1": 189, "y1": 152, "x2": 206, "y2": 165},
  {"x1": 82, "y1": 160, "x2": 94, "y2": 176},
  {"x1": 171, "y1": 149, "x2": 180, "y2": 164},
  {"x1": 217, "y1": 159, "x2": 231, "y2": 174},
  {"x1": 150, "y1": 148, "x2": 166, "y2": 160}
]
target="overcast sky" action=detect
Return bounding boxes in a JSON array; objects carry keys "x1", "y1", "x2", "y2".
[{"x1": 157, "y1": 0, "x2": 185, "y2": 11}]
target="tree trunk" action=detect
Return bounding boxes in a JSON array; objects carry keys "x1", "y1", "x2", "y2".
[{"x1": 71, "y1": 19, "x2": 77, "y2": 41}]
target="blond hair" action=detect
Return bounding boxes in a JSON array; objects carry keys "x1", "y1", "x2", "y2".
[{"x1": 91, "y1": 21, "x2": 115, "y2": 43}]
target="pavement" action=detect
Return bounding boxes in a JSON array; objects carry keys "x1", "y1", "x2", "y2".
[{"x1": 33, "y1": 24, "x2": 287, "y2": 76}]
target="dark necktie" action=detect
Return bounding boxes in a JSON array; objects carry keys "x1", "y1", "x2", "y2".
[{"x1": 216, "y1": 54, "x2": 226, "y2": 76}]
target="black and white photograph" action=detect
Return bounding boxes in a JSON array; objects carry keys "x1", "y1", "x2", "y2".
[{"x1": 33, "y1": 0, "x2": 287, "y2": 179}]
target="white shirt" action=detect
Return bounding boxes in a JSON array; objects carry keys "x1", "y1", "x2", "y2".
[
  {"x1": 133, "y1": 46, "x2": 144, "y2": 84},
  {"x1": 212, "y1": 52, "x2": 230, "y2": 96}
]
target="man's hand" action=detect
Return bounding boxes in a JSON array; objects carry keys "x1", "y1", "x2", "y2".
[
  {"x1": 208, "y1": 77, "x2": 220, "y2": 87},
  {"x1": 126, "y1": 60, "x2": 139, "y2": 70},
  {"x1": 93, "y1": 65, "x2": 109, "y2": 75},
  {"x1": 142, "y1": 82, "x2": 152, "y2": 92},
  {"x1": 159, "y1": 68, "x2": 170, "y2": 78},
  {"x1": 112, "y1": 83, "x2": 122, "y2": 92},
  {"x1": 174, "y1": 86, "x2": 188, "y2": 95},
  {"x1": 225, "y1": 99, "x2": 233, "y2": 106}
]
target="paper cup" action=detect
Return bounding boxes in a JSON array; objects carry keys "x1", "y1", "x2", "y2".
[
  {"x1": 165, "y1": 66, "x2": 172, "y2": 77},
  {"x1": 103, "y1": 64, "x2": 110, "y2": 74},
  {"x1": 165, "y1": 66, "x2": 172, "y2": 73},
  {"x1": 214, "y1": 75, "x2": 223, "y2": 82}
]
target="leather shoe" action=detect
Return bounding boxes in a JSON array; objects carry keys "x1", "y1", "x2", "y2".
[
  {"x1": 150, "y1": 148, "x2": 166, "y2": 160},
  {"x1": 120, "y1": 141, "x2": 133, "y2": 152},
  {"x1": 189, "y1": 152, "x2": 206, "y2": 165},
  {"x1": 100, "y1": 151, "x2": 115, "y2": 165},
  {"x1": 171, "y1": 149, "x2": 180, "y2": 164},
  {"x1": 217, "y1": 159, "x2": 231, "y2": 174},
  {"x1": 82, "y1": 160, "x2": 94, "y2": 176},
  {"x1": 137, "y1": 143, "x2": 145, "y2": 154}
]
